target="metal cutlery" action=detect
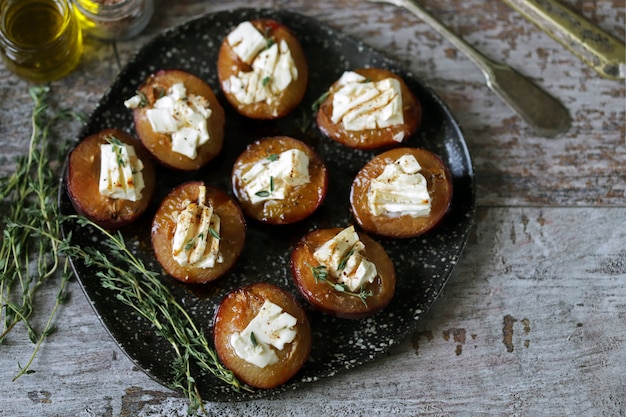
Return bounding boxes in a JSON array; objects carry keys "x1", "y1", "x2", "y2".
[{"x1": 366, "y1": 0, "x2": 572, "y2": 138}]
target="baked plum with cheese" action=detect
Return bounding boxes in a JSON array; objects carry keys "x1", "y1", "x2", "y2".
[
  {"x1": 66, "y1": 128, "x2": 156, "y2": 229},
  {"x1": 231, "y1": 136, "x2": 328, "y2": 224},
  {"x1": 217, "y1": 19, "x2": 308, "y2": 119},
  {"x1": 315, "y1": 68, "x2": 422, "y2": 149},
  {"x1": 151, "y1": 181, "x2": 246, "y2": 284},
  {"x1": 350, "y1": 147, "x2": 452, "y2": 238},
  {"x1": 291, "y1": 226, "x2": 396, "y2": 319},
  {"x1": 213, "y1": 282, "x2": 312, "y2": 389},
  {"x1": 125, "y1": 69, "x2": 225, "y2": 171}
]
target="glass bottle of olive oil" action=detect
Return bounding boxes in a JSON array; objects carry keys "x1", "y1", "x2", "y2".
[{"x1": 0, "y1": 0, "x2": 83, "y2": 83}]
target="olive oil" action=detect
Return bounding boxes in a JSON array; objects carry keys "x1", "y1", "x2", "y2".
[{"x1": 0, "y1": 0, "x2": 83, "y2": 82}]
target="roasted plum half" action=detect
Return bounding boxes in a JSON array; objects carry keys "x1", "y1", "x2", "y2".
[
  {"x1": 151, "y1": 181, "x2": 246, "y2": 284},
  {"x1": 213, "y1": 282, "x2": 312, "y2": 389},
  {"x1": 291, "y1": 226, "x2": 396, "y2": 319},
  {"x1": 231, "y1": 136, "x2": 328, "y2": 224},
  {"x1": 315, "y1": 68, "x2": 422, "y2": 150},
  {"x1": 126, "y1": 69, "x2": 225, "y2": 171},
  {"x1": 217, "y1": 19, "x2": 308, "y2": 119},
  {"x1": 350, "y1": 147, "x2": 452, "y2": 238},
  {"x1": 66, "y1": 128, "x2": 156, "y2": 229}
]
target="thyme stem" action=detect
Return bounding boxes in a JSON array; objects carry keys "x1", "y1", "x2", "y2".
[{"x1": 1, "y1": 86, "x2": 247, "y2": 416}]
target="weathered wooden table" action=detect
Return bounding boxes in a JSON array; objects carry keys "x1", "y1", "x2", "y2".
[{"x1": 1, "y1": 0, "x2": 624, "y2": 415}]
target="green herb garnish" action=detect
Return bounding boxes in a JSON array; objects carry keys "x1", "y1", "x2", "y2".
[
  {"x1": 262, "y1": 75, "x2": 272, "y2": 87},
  {"x1": 311, "y1": 91, "x2": 330, "y2": 113},
  {"x1": 254, "y1": 176, "x2": 275, "y2": 198},
  {"x1": 0, "y1": 86, "x2": 248, "y2": 416},
  {"x1": 337, "y1": 248, "x2": 355, "y2": 272},
  {"x1": 250, "y1": 332, "x2": 258, "y2": 348},
  {"x1": 209, "y1": 227, "x2": 220, "y2": 240},
  {"x1": 136, "y1": 90, "x2": 148, "y2": 107},
  {"x1": 306, "y1": 262, "x2": 372, "y2": 306},
  {"x1": 184, "y1": 232, "x2": 204, "y2": 251},
  {"x1": 1, "y1": 86, "x2": 83, "y2": 381},
  {"x1": 105, "y1": 135, "x2": 126, "y2": 167},
  {"x1": 263, "y1": 27, "x2": 275, "y2": 49}
]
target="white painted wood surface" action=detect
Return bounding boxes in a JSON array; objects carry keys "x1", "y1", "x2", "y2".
[{"x1": 1, "y1": 0, "x2": 624, "y2": 416}]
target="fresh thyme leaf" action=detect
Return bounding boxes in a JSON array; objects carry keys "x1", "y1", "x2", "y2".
[
  {"x1": 209, "y1": 227, "x2": 220, "y2": 240},
  {"x1": 136, "y1": 90, "x2": 148, "y2": 107},
  {"x1": 311, "y1": 91, "x2": 330, "y2": 113},
  {"x1": 262, "y1": 76, "x2": 272, "y2": 87},
  {"x1": 184, "y1": 232, "x2": 204, "y2": 251},
  {"x1": 337, "y1": 248, "x2": 355, "y2": 272},
  {"x1": 270, "y1": 176, "x2": 274, "y2": 193},
  {"x1": 306, "y1": 262, "x2": 371, "y2": 306},
  {"x1": 263, "y1": 27, "x2": 275, "y2": 49},
  {"x1": 255, "y1": 190, "x2": 271, "y2": 198},
  {"x1": 266, "y1": 153, "x2": 279, "y2": 162},
  {"x1": 105, "y1": 135, "x2": 124, "y2": 147},
  {"x1": 250, "y1": 332, "x2": 258, "y2": 348}
]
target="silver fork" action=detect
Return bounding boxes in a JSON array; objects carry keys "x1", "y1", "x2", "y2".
[{"x1": 365, "y1": 0, "x2": 571, "y2": 138}]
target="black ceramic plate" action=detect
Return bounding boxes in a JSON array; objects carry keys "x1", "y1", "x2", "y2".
[{"x1": 59, "y1": 8, "x2": 475, "y2": 401}]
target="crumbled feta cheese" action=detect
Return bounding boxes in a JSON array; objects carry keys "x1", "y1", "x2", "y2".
[
  {"x1": 227, "y1": 21, "x2": 268, "y2": 65},
  {"x1": 126, "y1": 82, "x2": 213, "y2": 160}
]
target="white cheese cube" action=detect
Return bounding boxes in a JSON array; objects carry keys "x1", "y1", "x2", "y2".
[
  {"x1": 330, "y1": 72, "x2": 404, "y2": 131},
  {"x1": 171, "y1": 127, "x2": 199, "y2": 159},
  {"x1": 146, "y1": 107, "x2": 179, "y2": 133},
  {"x1": 230, "y1": 300, "x2": 298, "y2": 368},
  {"x1": 272, "y1": 40, "x2": 298, "y2": 92},
  {"x1": 367, "y1": 155, "x2": 431, "y2": 217},
  {"x1": 313, "y1": 226, "x2": 378, "y2": 291},
  {"x1": 171, "y1": 188, "x2": 223, "y2": 268},
  {"x1": 123, "y1": 94, "x2": 143, "y2": 109},
  {"x1": 241, "y1": 149, "x2": 310, "y2": 204},
  {"x1": 98, "y1": 143, "x2": 144, "y2": 202},
  {"x1": 170, "y1": 82, "x2": 187, "y2": 100},
  {"x1": 141, "y1": 83, "x2": 213, "y2": 159},
  {"x1": 227, "y1": 21, "x2": 267, "y2": 65}
]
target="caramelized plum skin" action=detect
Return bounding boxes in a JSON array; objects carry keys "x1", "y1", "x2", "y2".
[
  {"x1": 231, "y1": 136, "x2": 328, "y2": 224},
  {"x1": 217, "y1": 19, "x2": 308, "y2": 119},
  {"x1": 151, "y1": 181, "x2": 246, "y2": 284},
  {"x1": 291, "y1": 227, "x2": 396, "y2": 319},
  {"x1": 316, "y1": 68, "x2": 422, "y2": 150},
  {"x1": 350, "y1": 147, "x2": 453, "y2": 238},
  {"x1": 132, "y1": 69, "x2": 225, "y2": 171},
  {"x1": 213, "y1": 282, "x2": 312, "y2": 389},
  {"x1": 66, "y1": 128, "x2": 156, "y2": 229}
]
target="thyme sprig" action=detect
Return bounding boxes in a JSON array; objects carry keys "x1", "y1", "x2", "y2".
[
  {"x1": 306, "y1": 262, "x2": 373, "y2": 306},
  {"x1": 1, "y1": 86, "x2": 81, "y2": 380},
  {"x1": 64, "y1": 217, "x2": 251, "y2": 413},
  {"x1": 1, "y1": 86, "x2": 248, "y2": 415}
]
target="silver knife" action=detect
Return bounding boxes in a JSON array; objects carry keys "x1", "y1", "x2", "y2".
[{"x1": 366, "y1": 0, "x2": 572, "y2": 138}]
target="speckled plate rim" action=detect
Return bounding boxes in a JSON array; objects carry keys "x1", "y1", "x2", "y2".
[{"x1": 59, "y1": 7, "x2": 475, "y2": 402}]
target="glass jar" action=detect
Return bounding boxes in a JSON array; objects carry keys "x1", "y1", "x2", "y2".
[
  {"x1": 72, "y1": 0, "x2": 154, "y2": 41},
  {"x1": 0, "y1": 0, "x2": 83, "y2": 83}
]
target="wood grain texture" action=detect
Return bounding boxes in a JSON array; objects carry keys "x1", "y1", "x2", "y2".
[{"x1": 0, "y1": 0, "x2": 624, "y2": 416}]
